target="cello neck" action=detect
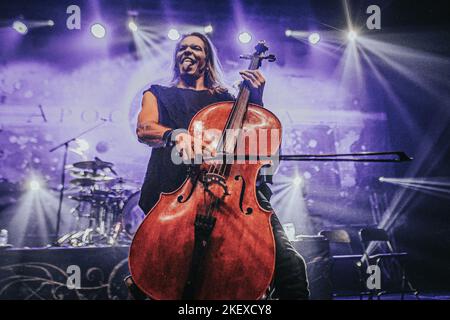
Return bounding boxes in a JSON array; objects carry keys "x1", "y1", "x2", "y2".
[
  {"x1": 219, "y1": 42, "x2": 270, "y2": 155},
  {"x1": 227, "y1": 53, "x2": 260, "y2": 131}
]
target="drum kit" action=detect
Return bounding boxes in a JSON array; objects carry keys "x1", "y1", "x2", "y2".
[{"x1": 56, "y1": 158, "x2": 145, "y2": 247}]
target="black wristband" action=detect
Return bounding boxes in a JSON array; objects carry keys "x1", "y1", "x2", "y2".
[{"x1": 162, "y1": 129, "x2": 174, "y2": 147}]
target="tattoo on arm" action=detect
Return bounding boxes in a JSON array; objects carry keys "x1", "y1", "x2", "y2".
[{"x1": 136, "y1": 121, "x2": 168, "y2": 147}]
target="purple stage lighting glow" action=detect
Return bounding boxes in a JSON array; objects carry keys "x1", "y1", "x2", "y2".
[
  {"x1": 90, "y1": 23, "x2": 106, "y2": 39},
  {"x1": 128, "y1": 21, "x2": 138, "y2": 32},
  {"x1": 168, "y1": 28, "x2": 180, "y2": 41},
  {"x1": 204, "y1": 25, "x2": 213, "y2": 34},
  {"x1": 238, "y1": 32, "x2": 252, "y2": 44},
  {"x1": 347, "y1": 30, "x2": 358, "y2": 42},
  {"x1": 12, "y1": 21, "x2": 28, "y2": 35},
  {"x1": 308, "y1": 33, "x2": 321, "y2": 45}
]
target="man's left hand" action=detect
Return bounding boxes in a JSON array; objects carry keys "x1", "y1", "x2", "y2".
[{"x1": 239, "y1": 69, "x2": 265, "y2": 105}]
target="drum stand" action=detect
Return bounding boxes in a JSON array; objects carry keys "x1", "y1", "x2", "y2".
[
  {"x1": 49, "y1": 120, "x2": 107, "y2": 244},
  {"x1": 56, "y1": 196, "x2": 131, "y2": 247}
]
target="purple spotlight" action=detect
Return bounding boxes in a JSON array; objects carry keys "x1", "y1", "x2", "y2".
[
  {"x1": 308, "y1": 33, "x2": 320, "y2": 45},
  {"x1": 90, "y1": 23, "x2": 106, "y2": 39},
  {"x1": 168, "y1": 28, "x2": 180, "y2": 41},
  {"x1": 204, "y1": 25, "x2": 213, "y2": 34},
  {"x1": 29, "y1": 180, "x2": 41, "y2": 191},
  {"x1": 128, "y1": 21, "x2": 138, "y2": 32},
  {"x1": 27, "y1": 174, "x2": 44, "y2": 191},
  {"x1": 238, "y1": 32, "x2": 252, "y2": 44},
  {"x1": 12, "y1": 21, "x2": 28, "y2": 35}
]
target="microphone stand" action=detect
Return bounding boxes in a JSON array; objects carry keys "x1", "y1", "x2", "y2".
[{"x1": 49, "y1": 120, "x2": 107, "y2": 245}]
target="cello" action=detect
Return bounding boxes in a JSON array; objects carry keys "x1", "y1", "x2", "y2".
[{"x1": 129, "y1": 41, "x2": 280, "y2": 300}]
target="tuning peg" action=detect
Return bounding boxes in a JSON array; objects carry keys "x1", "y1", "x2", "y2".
[{"x1": 263, "y1": 54, "x2": 276, "y2": 62}]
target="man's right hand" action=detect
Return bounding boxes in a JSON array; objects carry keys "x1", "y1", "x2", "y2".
[{"x1": 174, "y1": 132, "x2": 217, "y2": 163}]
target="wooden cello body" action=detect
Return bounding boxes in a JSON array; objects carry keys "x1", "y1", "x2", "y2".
[{"x1": 129, "y1": 42, "x2": 280, "y2": 300}]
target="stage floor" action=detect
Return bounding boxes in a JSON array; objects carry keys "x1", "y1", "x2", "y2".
[
  {"x1": 0, "y1": 241, "x2": 332, "y2": 300},
  {"x1": 1, "y1": 245, "x2": 447, "y2": 300},
  {"x1": 0, "y1": 246, "x2": 130, "y2": 300}
]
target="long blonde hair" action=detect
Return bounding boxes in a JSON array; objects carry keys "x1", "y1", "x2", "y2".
[{"x1": 172, "y1": 32, "x2": 228, "y2": 94}]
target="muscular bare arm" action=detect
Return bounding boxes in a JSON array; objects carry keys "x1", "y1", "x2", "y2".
[
  {"x1": 136, "y1": 91, "x2": 172, "y2": 148},
  {"x1": 136, "y1": 90, "x2": 216, "y2": 161}
]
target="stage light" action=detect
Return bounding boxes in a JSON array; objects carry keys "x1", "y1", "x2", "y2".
[
  {"x1": 308, "y1": 139, "x2": 318, "y2": 148},
  {"x1": 90, "y1": 23, "x2": 106, "y2": 39},
  {"x1": 204, "y1": 25, "x2": 213, "y2": 34},
  {"x1": 29, "y1": 179, "x2": 41, "y2": 191},
  {"x1": 128, "y1": 21, "x2": 138, "y2": 32},
  {"x1": 379, "y1": 176, "x2": 385, "y2": 182},
  {"x1": 168, "y1": 28, "x2": 180, "y2": 41},
  {"x1": 293, "y1": 176, "x2": 303, "y2": 186},
  {"x1": 12, "y1": 21, "x2": 28, "y2": 35},
  {"x1": 285, "y1": 29, "x2": 292, "y2": 37},
  {"x1": 308, "y1": 32, "x2": 321, "y2": 45},
  {"x1": 347, "y1": 30, "x2": 358, "y2": 42},
  {"x1": 238, "y1": 32, "x2": 252, "y2": 44},
  {"x1": 27, "y1": 173, "x2": 46, "y2": 192},
  {"x1": 48, "y1": 20, "x2": 55, "y2": 27}
]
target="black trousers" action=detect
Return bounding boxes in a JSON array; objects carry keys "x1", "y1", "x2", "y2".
[{"x1": 256, "y1": 185, "x2": 310, "y2": 300}]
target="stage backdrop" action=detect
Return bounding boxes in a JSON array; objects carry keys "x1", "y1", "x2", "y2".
[{"x1": 0, "y1": 50, "x2": 390, "y2": 246}]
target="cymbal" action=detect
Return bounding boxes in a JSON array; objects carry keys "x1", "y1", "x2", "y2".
[
  {"x1": 68, "y1": 189, "x2": 123, "y2": 202},
  {"x1": 70, "y1": 175, "x2": 118, "y2": 186},
  {"x1": 104, "y1": 177, "x2": 140, "y2": 190},
  {"x1": 91, "y1": 189, "x2": 123, "y2": 199},
  {"x1": 69, "y1": 178, "x2": 97, "y2": 187},
  {"x1": 72, "y1": 160, "x2": 114, "y2": 171},
  {"x1": 69, "y1": 170, "x2": 109, "y2": 180}
]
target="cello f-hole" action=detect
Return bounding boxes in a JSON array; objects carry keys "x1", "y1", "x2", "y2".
[{"x1": 235, "y1": 175, "x2": 253, "y2": 215}]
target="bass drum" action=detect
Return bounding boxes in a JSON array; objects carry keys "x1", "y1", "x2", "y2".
[{"x1": 122, "y1": 191, "x2": 146, "y2": 237}]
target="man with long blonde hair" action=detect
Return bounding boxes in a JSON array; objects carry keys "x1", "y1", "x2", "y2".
[{"x1": 132, "y1": 32, "x2": 309, "y2": 299}]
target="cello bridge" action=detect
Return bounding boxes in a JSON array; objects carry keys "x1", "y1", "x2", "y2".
[{"x1": 202, "y1": 173, "x2": 230, "y2": 201}]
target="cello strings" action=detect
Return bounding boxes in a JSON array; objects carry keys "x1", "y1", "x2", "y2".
[
  {"x1": 219, "y1": 88, "x2": 250, "y2": 177},
  {"x1": 202, "y1": 53, "x2": 259, "y2": 213},
  {"x1": 217, "y1": 53, "x2": 257, "y2": 177}
]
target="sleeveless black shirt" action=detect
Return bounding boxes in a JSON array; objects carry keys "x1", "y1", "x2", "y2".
[{"x1": 138, "y1": 85, "x2": 235, "y2": 213}]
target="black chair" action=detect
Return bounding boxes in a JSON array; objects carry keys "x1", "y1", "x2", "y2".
[
  {"x1": 358, "y1": 227, "x2": 419, "y2": 300},
  {"x1": 318, "y1": 229, "x2": 363, "y2": 297}
]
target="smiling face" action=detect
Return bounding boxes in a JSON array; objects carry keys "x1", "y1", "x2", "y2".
[{"x1": 176, "y1": 35, "x2": 208, "y2": 79}]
